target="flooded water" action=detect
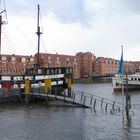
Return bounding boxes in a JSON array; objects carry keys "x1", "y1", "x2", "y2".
[{"x1": 0, "y1": 83, "x2": 140, "y2": 140}]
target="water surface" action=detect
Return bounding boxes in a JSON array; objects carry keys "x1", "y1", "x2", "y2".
[{"x1": 0, "y1": 83, "x2": 140, "y2": 140}]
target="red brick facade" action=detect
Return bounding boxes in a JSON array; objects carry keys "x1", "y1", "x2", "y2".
[
  {"x1": 34, "y1": 52, "x2": 96, "y2": 79},
  {"x1": 76, "y1": 52, "x2": 96, "y2": 78},
  {"x1": 94, "y1": 57, "x2": 119, "y2": 76},
  {"x1": 0, "y1": 54, "x2": 34, "y2": 75},
  {"x1": 94, "y1": 57, "x2": 136, "y2": 76}
]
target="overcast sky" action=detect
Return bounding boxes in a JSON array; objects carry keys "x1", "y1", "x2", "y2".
[{"x1": 1, "y1": 0, "x2": 140, "y2": 61}]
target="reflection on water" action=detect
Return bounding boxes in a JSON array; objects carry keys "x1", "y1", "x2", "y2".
[{"x1": 0, "y1": 83, "x2": 140, "y2": 140}]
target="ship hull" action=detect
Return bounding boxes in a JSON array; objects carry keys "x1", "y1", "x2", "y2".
[{"x1": 112, "y1": 76, "x2": 140, "y2": 92}]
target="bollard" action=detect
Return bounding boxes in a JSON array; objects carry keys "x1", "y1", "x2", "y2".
[
  {"x1": 44, "y1": 79, "x2": 51, "y2": 94},
  {"x1": 25, "y1": 79, "x2": 30, "y2": 95}
]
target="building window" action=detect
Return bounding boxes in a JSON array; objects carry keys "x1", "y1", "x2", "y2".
[
  {"x1": 22, "y1": 57, "x2": 26, "y2": 62},
  {"x1": 58, "y1": 69, "x2": 61, "y2": 74},
  {"x1": 38, "y1": 69, "x2": 42, "y2": 74},
  {"x1": 57, "y1": 57, "x2": 59, "y2": 61},
  {"x1": 56, "y1": 57, "x2": 60, "y2": 66},
  {"x1": 2, "y1": 56, "x2": 6, "y2": 61},
  {"x1": 30, "y1": 58, "x2": 34, "y2": 62},
  {"x1": 48, "y1": 56, "x2": 51, "y2": 60},
  {"x1": 47, "y1": 69, "x2": 50, "y2": 75},
  {"x1": 105, "y1": 60, "x2": 108, "y2": 64},
  {"x1": 11, "y1": 57, "x2": 16, "y2": 61}
]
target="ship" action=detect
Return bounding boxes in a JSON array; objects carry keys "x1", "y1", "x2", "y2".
[
  {"x1": 112, "y1": 46, "x2": 140, "y2": 92},
  {"x1": 0, "y1": 4, "x2": 73, "y2": 102},
  {"x1": 112, "y1": 69, "x2": 140, "y2": 92}
]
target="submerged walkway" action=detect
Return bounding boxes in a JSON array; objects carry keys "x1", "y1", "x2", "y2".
[
  {"x1": 27, "y1": 89, "x2": 122, "y2": 112},
  {"x1": 0, "y1": 86, "x2": 123, "y2": 112}
]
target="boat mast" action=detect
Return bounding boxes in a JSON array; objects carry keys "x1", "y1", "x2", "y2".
[
  {"x1": 0, "y1": 15, "x2": 2, "y2": 55},
  {"x1": 0, "y1": 0, "x2": 7, "y2": 55},
  {"x1": 36, "y1": 4, "x2": 42, "y2": 67}
]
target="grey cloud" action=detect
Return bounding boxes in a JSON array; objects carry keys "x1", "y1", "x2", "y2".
[
  {"x1": 113, "y1": 0, "x2": 140, "y2": 15},
  {"x1": 6, "y1": 0, "x2": 93, "y2": 26},
  {"x1": 45, "y1": 0, "x2": 92, "y2": 26}
]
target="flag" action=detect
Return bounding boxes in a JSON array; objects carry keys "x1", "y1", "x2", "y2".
[{"x1": 118, "y1": 46, "x2": 124, "y2": 76}]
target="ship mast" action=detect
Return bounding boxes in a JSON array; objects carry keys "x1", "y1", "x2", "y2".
[
  {"x1": 0, "y1": 0, "x2": 7, "y2": 55},
  {"x1": 0, "y1": 15, "x2": 2, "y2": 55},
  {"x1": 36, "y1": 4, "x2": 42, "y2": 67}
]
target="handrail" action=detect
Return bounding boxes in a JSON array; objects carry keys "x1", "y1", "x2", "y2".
[{"x1": 72, "y1": 89, "x2": 122, "y2": 106}]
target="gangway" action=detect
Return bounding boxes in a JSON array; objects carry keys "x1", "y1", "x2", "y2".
[{"x1": 26, "y1": 89, "x2": 122, "y2": 112}]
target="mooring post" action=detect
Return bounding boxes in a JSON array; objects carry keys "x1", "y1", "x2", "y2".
[
  {"x1": 44, "y1": 79, "x2": 51, "y2": 94},
  {"x1": 101, "y1": 98, "x2": 104, "y2": 109},
  {"x1": 125, "y1": 75, "x2": 131, "y2": 119},
  {"x1": 25, "y1": 79, "x2": 30, "y2": 104}
]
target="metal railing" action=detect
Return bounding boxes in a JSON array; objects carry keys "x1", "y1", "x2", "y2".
[{"x1": 28, "y1": 87, "x2": 122, "y2": 112}]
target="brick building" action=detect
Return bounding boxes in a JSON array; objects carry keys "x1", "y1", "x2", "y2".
[
  {"x1": 94, "y1": 57, "x2": 136, "y2": 77},
  {"x1": 0, "y1": 52, "x2": 138, "y2": 79},
  {"x1": 0, "y1": 54, "x2": 34, "y2": 75},
  {"x1": 76, "y1": 52, "x2": 96, "y2": 78},
  {"x1": 34, "y1": 53, "x2": 80, "y2": 79},
  {"x1": 34, "y1": 52, "x2": 96, "y2": 79},
  {"x1": 94, "y1": 57, "x2": 119, "y2": 76},
  {"x1": 130, "y1": 61, "x2": 140, "y2": 72}
]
